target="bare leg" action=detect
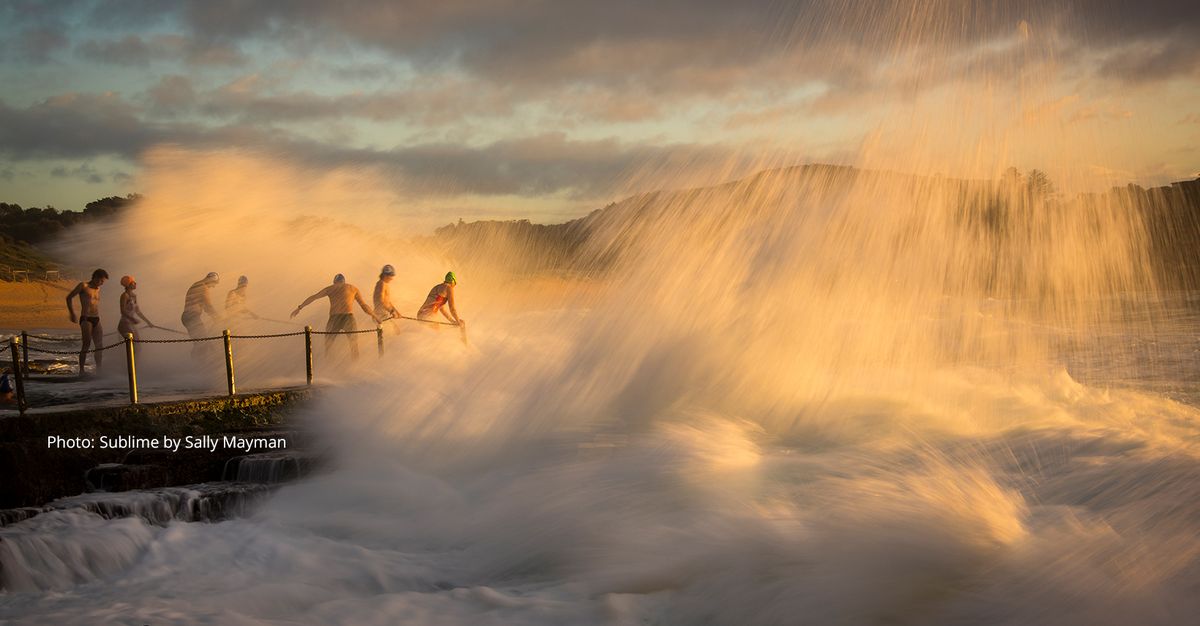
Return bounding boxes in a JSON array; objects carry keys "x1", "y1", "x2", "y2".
[
  {"x1": 91, "y1": 321, "x2": 105, "y2": 370},
  {"x1": 184, "y1": 316, "x2": 207, "y2": 359},
  {"x1": 79, "y1": 320, "x2": 92, "y2": 375},
  {"x1": 118, "y1": 323, "x2": 138, "y2": 363},
  {"x1": 119, "y1": 322, "x2": 139, "y2": 343},
  {"x1": 349, "y1": 335, "x2": 359, "y2": 361},
  {"x1": 325, "y1": 333, "x2": 335, "y2": 357}
]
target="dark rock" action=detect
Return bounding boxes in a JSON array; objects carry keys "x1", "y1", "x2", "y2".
[
  {"x1": 84, "y1": 464, "x2": 168, "y2": 492},
  {"x1": 0, "y1": 389, "x2": 312, "y2": 508}
]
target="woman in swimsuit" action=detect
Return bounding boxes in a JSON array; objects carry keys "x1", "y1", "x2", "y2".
[
  {"x1": 118, "y1": 275, "x2": 157, "y2": 341},
  {"x1": 417, "y1": 271, "x2": 464, "y2": 326}
]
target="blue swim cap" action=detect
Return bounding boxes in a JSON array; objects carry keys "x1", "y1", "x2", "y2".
[{"x1": 333, "y1": 273, "x2": 346, "y2": 283}]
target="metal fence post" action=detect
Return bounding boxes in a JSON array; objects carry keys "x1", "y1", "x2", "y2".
[
  {"x1": 304, "y1": 325, "x2": 313, "y2": 385},
  {"x1": 20, "y1": 331, "x2": 29, "y2": 376},
  {"x1": 124, "y1": 333, "x2": 138, "y2": 404},
  {"x1": 376, "y1": 325, "x2": 384, "y2": 358},
  {"x1": 9, "y1": 337, "x2": 27, "y2": 414},
  {"x1": 223, "y1": 329, "x2": 236, "y2": 396}
]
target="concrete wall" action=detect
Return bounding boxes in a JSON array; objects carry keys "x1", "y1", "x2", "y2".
[{"x1": 0, "y1": 388, "x2": 311, "y2": 508}]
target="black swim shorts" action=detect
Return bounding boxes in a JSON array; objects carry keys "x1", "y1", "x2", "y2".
[{"x1": 326, "y1": 313, "x2": 356, "y2": 333}]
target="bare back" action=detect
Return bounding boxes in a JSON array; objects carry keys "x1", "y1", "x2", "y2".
[
  {"x1": 417, "y1": 283, "x2": 450, "y2": 317},
  {"x1": 327, "y1": 283, "x2": 362, "y2": 314},
  {"x1": 120, "y1": 292, "x2": 139, "y2": 324},
  {"x1": 183, "y1": 281, "x2": 213, "y2": 316},
  {"x1": 225, "y1": 288, "x2": 247, "y2": 315},
  {"x1": 373, "y1": 279, "x2": 396, "y2": 317},
  {"x1": 292, "y1": 281, "x2": 377, "y2": 324}
]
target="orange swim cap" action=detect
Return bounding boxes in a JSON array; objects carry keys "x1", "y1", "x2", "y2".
[{"x1": 120, "y1": 275, "x2": 135, "y2": 287}]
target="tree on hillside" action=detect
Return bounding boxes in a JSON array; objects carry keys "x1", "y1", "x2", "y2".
[
  {"x1": 0, "y1": 194, "x2": 140, "y2": 246},
  {"x1": 1026, "y1": 169, "x2": 1055, "y2": 198},
  {"x1": 84, "y1": 194, "x2": 141, "y2": 218}
]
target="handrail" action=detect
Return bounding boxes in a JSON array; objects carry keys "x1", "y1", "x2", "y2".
[{"x1": 4, "y1": 314, "x2": 461, "y2": 409}]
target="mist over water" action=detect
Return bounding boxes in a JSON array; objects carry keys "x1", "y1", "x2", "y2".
[
  {"x1": 5, "y1": 148, "x2": 1197, "y2": 624},
  {"x1": 5, "y1": 5, "x2": 1200, "y2": 625}
]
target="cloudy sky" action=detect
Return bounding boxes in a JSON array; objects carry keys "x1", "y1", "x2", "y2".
[{"x1": 1, "y1": 0, "x2": 1197, "y2": 224}]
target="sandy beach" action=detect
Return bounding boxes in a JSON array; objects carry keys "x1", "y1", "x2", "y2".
[{"x1": 0, "y1": 280, "x2": 77, "y2": 331}]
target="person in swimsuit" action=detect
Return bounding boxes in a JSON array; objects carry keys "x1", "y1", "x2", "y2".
[
  {"x1": 417, "y1": 271, "x2": 464, "y2": 327},
  {"x1": 224, "y1": 275, "x2": 260, "y2": 329},
  {"x1": 117, "y1": 275, "x2": 157, "y2": 341},
  {"x1": 66, "y1": 268, "x2": 108, "y2": 376},
  {"x1": 290, "y1": 273, "x2": 380, "y2": 360},
  {"x1": 373, "y1": 264, "x2": 400, "y2": 330},
  {"x1": 181, "y1": 272, "x2": 220, "y2": 358}
]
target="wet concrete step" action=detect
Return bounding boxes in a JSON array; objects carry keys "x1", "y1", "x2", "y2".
[{"x1": 222, "y1": 452, "x2": 319, "y2": 484}]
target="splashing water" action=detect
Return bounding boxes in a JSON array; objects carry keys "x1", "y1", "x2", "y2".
[{"x1": 5, "y1": 4, "x2": 1200, "y2": 626}]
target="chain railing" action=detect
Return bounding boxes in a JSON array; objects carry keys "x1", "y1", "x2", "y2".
[
  {"x1": 24, "y1": 340, "x2": 127, "y2": 355},
  {"x1": 389, "y1": 314, "x2": 459, "y2": 327},
  {"x1": 3, "y1": 314, "x2": 467, "y2": 413},
  {"x1": 24, "y1": 333, "x2": 80, "y2": 342}
]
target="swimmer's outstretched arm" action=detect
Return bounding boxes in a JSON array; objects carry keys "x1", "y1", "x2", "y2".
[
  {"x1": 65, "y1": 282, "x2": 83, "y2": 323},
  {"x1": 231, "y1": 294, "x2": 259, "y2": 319},
  {"x1": 135, "y1": 301, "x2": 154, "y2": 327},
  {"x1": 354, "y1": 288, "x2": 381, "y2": 324},
  {"x1": 444, "y1": 287, "x2": 463, "y2": 325},
  {"x1": 290, "y1": 286, "x2": 331, "y2": 318}
]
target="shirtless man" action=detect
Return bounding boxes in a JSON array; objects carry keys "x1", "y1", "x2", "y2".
[
  {"x1": 373, "y1": 265, "x2": 400, "y2": 323},
  {"x1": 290, "y1": 274, "x2": 380, "y2": 360},
  {"x1": 417, "y1": 271, "x2": 464, "y2": 326},
  {"x1": 117, "y1": 275, "x2": 157, "y2": 341},
  {"x1": 182, "y1": 272, "x2": 220, "y2": 358},
  {"x1": 66, "y1": 268, "x2": 109, "y2": 375},
  {"x1": 181, "y1": 272, "x2": 220, "y2": 337},
  {"x1": 225, "y1": 275, "x2": 260, "y2": 327}
]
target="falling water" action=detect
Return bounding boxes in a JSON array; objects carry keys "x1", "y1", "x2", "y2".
[{"x1": 3, "y1": 2, "x2": 1200, "y2": 625}]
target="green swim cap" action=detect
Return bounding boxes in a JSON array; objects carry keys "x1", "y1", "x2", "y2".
[{"x1": 445, "y1": 271, "x2": 457, "y2": 285}]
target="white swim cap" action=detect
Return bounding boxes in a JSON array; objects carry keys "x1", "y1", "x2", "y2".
[{"x1": 206, "y1": 272, "x2": 219, "y2": 283}]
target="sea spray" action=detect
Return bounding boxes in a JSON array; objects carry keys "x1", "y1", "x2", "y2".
[{"x1": 4, "y1": 3, "x2": 1198, "y2": 625}]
